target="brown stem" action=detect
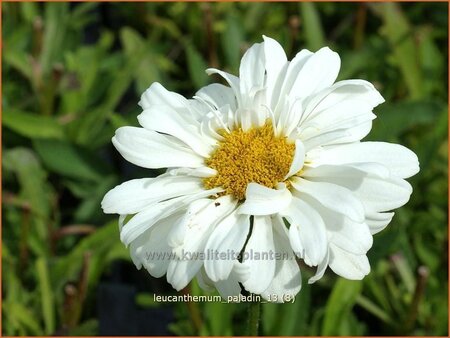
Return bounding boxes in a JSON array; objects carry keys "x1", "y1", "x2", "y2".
[
  {"x1": 61, "y1": 251, "x2": 92, "y2": 330},
  {"x1": 32, "y1": 17, "x2": 43, "y2": 58},
  {"x1": 354, "y1": 3, "x2": 367, "y2": 50},
  {"x1": 201, "y1": 3, "x2": 218, "y2": 69},
  {"x1": 52, "y1": 224, "x2": 96, "y2": 241},
  {"x1": 405, "y1": 266, "x2": 429, "y2": 333}
]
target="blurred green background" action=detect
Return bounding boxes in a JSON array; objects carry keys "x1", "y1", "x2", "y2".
[{"x1": 2, "y1": 2, "x2": 448, "y2": 336}]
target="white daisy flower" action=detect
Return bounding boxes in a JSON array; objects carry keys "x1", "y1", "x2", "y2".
[{"x1": 101, "y1": 36, "x2": 419, "y2": 302}]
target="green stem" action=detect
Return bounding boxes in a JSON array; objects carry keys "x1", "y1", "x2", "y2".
[{"x1": 247, "y1": 300, "x2": 261, "y2": 336}]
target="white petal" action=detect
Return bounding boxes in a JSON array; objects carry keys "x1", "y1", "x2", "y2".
[
  {"x1": 281, "y1": 198, "x2": 327, "y2": 266},
  {"x1": 118, "y1": 215, "x2": 127, "y2": 231},
  {"x1": 112, "y1": 126, "x2": 204, "y2": 169},
  {"x1": 273, "y1": 49, "x2": 313, "y2": 115},
  {"x1": 166, "y1": 196, "x2": 237, "y2": 290},
  {"x1": 166, "y1": 257, "x2": 204, "y2": 291},
  {"x1": 206, "y1": 68, "x2": 242, "y2": 107},
  {"x1": 299, "y1": 100, "x2": 376, "y2": 144},
  {"x1": 277, "y1": 97, "x2": 303, "y2": 137},
  {"x1": 365, "y1": 211, "x2": 395, "y2": 234},
  {"x1": 129, "y1": 235, "x2": 145, "y2": 269},
  {"x1": 187, "y1": 99, "x2": 212, "y2": 121},
  {"x1": 298, "y1": 193, "x2": 372, "y2": 255},
  {"x1": 231, "y1": 260, "x2": 251, "y2": 282},
  {"x1": 199, "y1": 110, "x2": 229, "y2": 141},
  {"x1": 261, "y1": 217, "x2": 301, "y2": 301},
  {"x1": 195, "y1": 83, "x2": 237, "y2": 111},
  {"x1": 239, "y1": 183, "x2": 292, "y2": 216},
  {"x1": 197, "y1": 267, "x2": 215, "y2": 292},
  {"x1": 291, "y1": 178, "x2": 365, "y2": 222},
  {"x1": 204, "y1": 212, "x2": 250, "y2": 282},
  {"x1": 288, "y1": 47, "x2": 340, "y2": 100},
  {"x1": 301, "y1": 129, "x2": 352, "y2": 152},
  {"x1": 300, "y1": 80, "x2": 383, "y2": 127},
  {"x1": 213, "y1": 262, "x2": 249, "y2": 300},
  {"x1": 354, "y1": 176, "x2": 413, "y2": 212},
  {"x1": 251, "y1": 88, "x2": 270, "y2": 127},
  {"x1": 167, "y1": 166, "x2": 217, "y2": 178},
  {"x1": 120, "y1": 197, "x2": 185, "y2": 246},
  {"x1": 302, "y1": 166, "x2": 413, "y2": 212},
  {"x1": 284, "y1": 140, "x2": 305, "y2": 179},
  {"x1": 138, "y1": 105, "x2": 213, "y2": 157},
  {"x1": 138, "y1": 82, "x2": 188, "y2": 110},
  {"x1": 308, "y1": 249, "x2": 329, "y2": 284},
  {"x1": 302, "y1": 79, "x2": 384, "y2": 123},
  {"x1": 239, "y1": 42, "x2": 265, "y2": 104},
  {"x1": 101, "y1": 175, "x2": 204, "y2": 214},
  {"x1": 219, "y1": 104, "x2": 238, "y2": 130},
  {"x1": 288, "y1": 222, "x2": 303, "y2": 259},
  {"x1": 298, "y1": 79, "x2": 384, "y2": 146},
  {"x1": 303, "y1": 163, "x2": 386, "y2": 179},
  {"x1": 167, "y1": 198, "x2": 211, "y2": 250},
  {"x1": 328, "y1": 243, "x2": 371, "y2": 280},
  {"x1": 302, "y1": 120, "x2": 374, "y2": 149},
  {"x1": 121, "y1": 188, "x2": 222, "y2": 246},
  {"x1": 215, "y1": 271, "x2": 243, "y2": 299},
  {"x1": 345, "y1": 162, "x2": 390, "y2": 179},
  {"x1": 242, "y1": 216, "x2": 276, "y2": 294},
  {"x1": 262, "y1": 35, "x2": 288, "y2": 109},
  {"x1": 301, "y1": 99, "x2": 375, "y2": 134},
  {"x1": 130, "y1": 212, "x2": 183, "y2": 278},
  {"x1": 324, "y1": 213, "x2": 373, "y2": 255},
  {"x1": 172, "y1": 196, "x2": 237, "y2": 254},
  {"x1": 315, "y1": 142, "x2": 420, "y2": 179}
]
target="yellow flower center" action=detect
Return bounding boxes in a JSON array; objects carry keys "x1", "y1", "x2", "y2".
[{"x1": 203, "y1": 120, "x2": 295, "y2": 200}]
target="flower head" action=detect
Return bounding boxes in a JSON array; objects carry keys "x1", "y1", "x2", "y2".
[{"x1": 101, "y1": 36, "x2": 419, "y2": 301}]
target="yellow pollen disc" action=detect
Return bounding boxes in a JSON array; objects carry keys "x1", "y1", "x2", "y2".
[{"x1": 203, "y1": 120, "x2": 295, "y2": 200}]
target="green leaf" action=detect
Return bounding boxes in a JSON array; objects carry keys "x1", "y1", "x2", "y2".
[
  {"x1": 33, "y1": 139, "x2": 107, "y2": 181},
  {"x1": 4, "y1": 302, "x2": 43, "y2": 335},
  {"x1": 120, "y1": 27, "x2": 162, "y2": 93},
  {"x1": 186, "y1": 44, "x2": 209, "y2": 88},
  {"x1": 109, "y1": 112, "x2": 136, "y2": 130},
  {"x1": 73, "y1": 175, "x2": 117, "y2": 222},
  {"x1": 121, "y1": 27, "x2": 144, "y2": 56},
  {"x1": 368, "y1": 100, "x2": 443, "y2": 141},
  {"x1": 3, "y1": 148, "x2": 52, "y2": 220},
  {"x1": 356, "y1": 295, "x2": 393, "y2": 324},
  {"x1": 413, "y1": 107, "x2": 448, "y2": 168},
  {"x1": 20, "y1": 2, "x2": 39, "y2": 23},
  {"x1": 40, "y1": 3, "x2": 70, "y2": 74},
  {"x1": 322, "y1": 279, "x2": 363, "y2": 335},
  {"x1": 300, "y1": 3, "x2": 326, "y2": 51},
  {"x1": 374, "y1": 3, "x2": 423, "y2": 99},
  {"x1": 391, "y1": 254, "x2": 415, "y2": 293},
  {"x1": 205, "y1": 300, "x2": 235, "y2": 336},
  {"x1": 3, "y1": 109, "x2": 65, "y2": 139},
  {"x1": 51, "y1": 220, "x2": 123, "y2": 289},
  {"x1": 263, "y1": 282, "x2": 311, "y2": 335},
  {"x1": 69, "y1": 3, "x2": 98, "y2": 29},
  {"x1": 221, "y1": 14, "x2": 243, "y2": 72},
  {"x1": 417, "y1": 26, "x2": 445, "y2": 97},
  {"x1": 36, "y1": 258, "x2": 55, "y2": 335},
  {"x1": 3, "y1": 27, "x2": 33, "y2": 80},
  {"x1": 280, "y1": 282, "x2": 311, "y2": 335}
]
